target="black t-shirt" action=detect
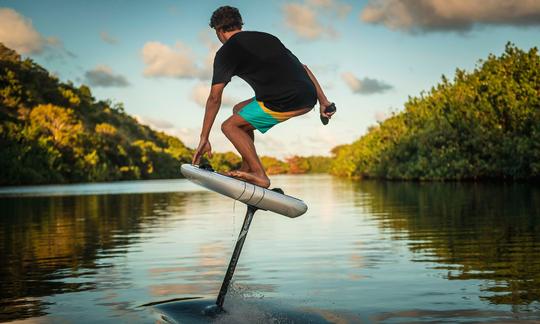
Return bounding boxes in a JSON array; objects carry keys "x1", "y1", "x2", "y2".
[{"x1": 212, "y1": 31, "x2": 317, "y2": 112}]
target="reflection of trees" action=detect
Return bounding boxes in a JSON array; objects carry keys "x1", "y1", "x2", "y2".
[
  {"x1": 355, "y1": 181, "x2": 540, "y2": 309},
  {"x1": 0, "y1": 193, "x2": 187, "y2": 322}
]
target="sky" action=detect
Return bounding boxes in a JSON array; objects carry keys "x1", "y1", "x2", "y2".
[{"x1": 1, "y1": 0, "x2": 539, "y2": 158}]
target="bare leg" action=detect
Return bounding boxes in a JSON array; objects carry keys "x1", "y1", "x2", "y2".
[
  {"x1": 232, "y1": 99, "x2": 255, "y2": 173},
  {"x1": 246, "y1": 127, "x2": 254, "y2": 142},
  {"x1": 221, "y1": 115, "x2": 270, "y2": 188},
  {"x1": 233, "y1": 125, "x2": 254, "y2": 173}
]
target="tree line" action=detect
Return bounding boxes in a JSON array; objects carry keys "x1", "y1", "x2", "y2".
[
  {"x1": 0, "y1": 43, "x2": 330, "y2": 186},
  {"x1": 330, "y1": 43, "x2": 540, "y2": 181},
  {"x1": 5, "y1": 42, "x2": 533, "y2": 184}
]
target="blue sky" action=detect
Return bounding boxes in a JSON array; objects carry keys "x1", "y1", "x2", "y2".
[{"x1": 1, "y1": 0, "x2": 539, "y2": 158}]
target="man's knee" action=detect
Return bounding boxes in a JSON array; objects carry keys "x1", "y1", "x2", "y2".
[{"x1": 221, "y1": 119, "x2": 235, "y2": 134}]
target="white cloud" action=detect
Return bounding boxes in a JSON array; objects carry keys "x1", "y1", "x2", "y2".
[
  {"x1": 100, "y1": 31, "x2": 118, "y2": 45},
  {"x1": 84, "y1": 65, "x2": 129, "y2": 87},
  {"x1": 361, "y1": 0, "x2": 540, "y2": 33},
  {"x1": 307, "y1": 0, "x2": 352, "y2": 18},
  {"x1": 283, "y1": 3, "x2": 327, "y2": 40},
  {"x1": 141, "y1": 35, "x2": 221, "y2": 80},
  {"x1": 142, "y1": 41, "x2": 201, "y2": 78},
  {"x1": 190, "y1": 82, "x2": 237, "y2": 108},
  {"x1": 135, "y1": 115, "x2": 174, "y2": 130},
  {"x1": 0, "y1": 8, "x2": 59, "y2": 54},
  {"x1": 283, "y1": 0, "x2": 350, "y2": 40},
  {"x1": 341, "y1": 72, "x2": 393, "y2": 94},
  {"x1": 198, "y1": 30, "x2": 221, "y2": 80}
]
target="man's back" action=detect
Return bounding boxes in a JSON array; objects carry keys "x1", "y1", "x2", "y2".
[{"x1": 212, "y1": 31, "x2": 317, "y2": 112}]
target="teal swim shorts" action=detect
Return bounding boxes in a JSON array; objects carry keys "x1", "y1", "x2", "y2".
[{"x1": 238, "y1": 98, "x2": 304, "y2": 133}]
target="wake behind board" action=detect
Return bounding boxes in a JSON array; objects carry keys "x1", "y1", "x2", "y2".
[{"x1": 180, "y1": 164, "x2": 307, "y2": 218}]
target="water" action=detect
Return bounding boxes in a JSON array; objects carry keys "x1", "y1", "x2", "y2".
[{"x1": 1, "y1": 175, "x2": 539, "y2": 323}]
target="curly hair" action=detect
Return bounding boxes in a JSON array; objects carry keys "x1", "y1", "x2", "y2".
[{"x1": 209, "y1": 6, "x2": 243, "y2": 32}]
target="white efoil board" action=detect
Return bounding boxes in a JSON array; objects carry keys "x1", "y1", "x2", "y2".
[{"x1": 180, "y1": 164, "x2": 307, "y2": 218}]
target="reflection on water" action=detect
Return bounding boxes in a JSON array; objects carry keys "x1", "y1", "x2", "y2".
[
  {"x1": 0, "y1": 176, "x2": 539, "y2": 323},
  {"x1": 0, "y1": 193, "x2": 190, "y2": 321},
  {"x1": 356, "y1": 181, "x2": 540, "y2": 309}
]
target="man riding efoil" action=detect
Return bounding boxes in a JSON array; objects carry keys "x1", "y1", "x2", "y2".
[{"x1": 193, "y1": 6, "x2": 335, "y2": 188}]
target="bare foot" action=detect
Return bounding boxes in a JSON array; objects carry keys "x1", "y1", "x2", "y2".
[
  {"x1": 228, "y1": 170, "x2": 270, "y2": 188},
  {"x1": 225, "y1": 164, "x2": 250, "y2": 177},
  {"x1": 224, "y1": 169, "x2": 243, "y2": 177},
  {"x1": 237, "y1": 163, "x2": 250, "y2": 172}
]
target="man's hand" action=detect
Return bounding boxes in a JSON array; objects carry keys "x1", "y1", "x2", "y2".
[
  {"x1": 192, "y1": 138, "x2": 212, "y2": 165},
  {"x1": 320, "y1": 101, "x2": 336, "y2": 119}
]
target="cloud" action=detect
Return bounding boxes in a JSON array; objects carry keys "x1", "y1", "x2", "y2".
[
  {"x1": 283, "y1": 3, "x2": 328, "y2": 40},
  {"x1": 134, "y1": 115, "x2": 174, "y2": 130},
  {"x1": 341, "y1": 72, "x2": 393, "y2": 94},
  {"x1": 282, "y1": 0, "x2": 351, "y2": 40},
  {"x1": 0, "y1": 8, "x2": 60, "y2": 54},
  {"x1": 100, "y1": 31, "x2": 118, "y2": 45},
  {"x1": 84, "y1": 65, "x2": 130, "y2": 87},
  {"x1": 141, "y1": 41, "x2": 203, "y2": 79},
  {"x1": 198, "y1": 30, "x2": 222, "y2": 80},
  {"x1": 190, "y1": 82, "x2": 237, "y2": 108},
  {"x1": 307, "y1": 0, "x2": 352, "y2": 18},
  {"x1": 141, "y1": 31, "x2": 222, "y2": 81},
  {"x1": 360, "y1": 0, "x2": 540, "y2": 33}
]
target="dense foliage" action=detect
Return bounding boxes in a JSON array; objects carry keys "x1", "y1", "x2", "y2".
[
  {"x1": 261, "y1": 155, "x2": 331, "y2": 174},
  {"x1": 0, "y1": 44, "x2": 331, "y2": 185},
  {"x1": 0, "y1": 44, "x2": 192, "y2": 185},
  {"x1": 331, "y1": 44, "x2": 540, "y2": 180}
]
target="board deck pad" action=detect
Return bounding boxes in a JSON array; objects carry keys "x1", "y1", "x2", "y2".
[{"x1": 180, "y1": 164, "x2": 307, "y2": 218}]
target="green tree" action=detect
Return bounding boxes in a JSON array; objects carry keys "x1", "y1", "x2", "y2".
[
  {"x1": 0, "y1": 43, "x2": 192, "y2": 185},
  {"x1": 331, "y1": 43, "x2": 540, "y2": 181}
]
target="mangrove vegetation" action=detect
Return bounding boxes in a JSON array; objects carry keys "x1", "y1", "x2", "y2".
[{"x1": 331, "y1": 44, "x2": 540, "y2": 181}]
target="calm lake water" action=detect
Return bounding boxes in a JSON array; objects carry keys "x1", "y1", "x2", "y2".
[{"x1": 1, "y1": 175, "x2": 539, "y2": 323}]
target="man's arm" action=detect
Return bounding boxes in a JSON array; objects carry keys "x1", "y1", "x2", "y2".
[
  {"x1": 303, "y1": 65, "x2": 334, "y2": 118},
  {"x1": 199, "y1": 83, "x2": 225, "y2": 140},
  {"x1": 192, "y1": 83, "x2": 226, "y2": 165}
]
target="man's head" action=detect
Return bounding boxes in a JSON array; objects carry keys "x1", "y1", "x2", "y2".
[{"x1": 209, "y1": 6, "x2": 243, "y2": 44}]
